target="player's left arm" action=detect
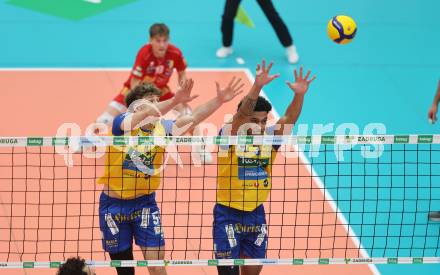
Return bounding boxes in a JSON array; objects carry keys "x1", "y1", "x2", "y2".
[
  {"x1": 119, "y1": 79, "x2": 198, "y2": 132},
  {"x1": 172, "y1": 77, "x2": 244, "y2": 135},
  {"x1": 274, "y1": 67, "x2": 316, "y2": 136},
  {"x1": 428, "y1": 80, "x2": 440, "y2": 123}
]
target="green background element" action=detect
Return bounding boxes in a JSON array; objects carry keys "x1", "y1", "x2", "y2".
[
  {"x1": 235, "y1": 5, "x2": 255, "y2": 28},
  {"x1": 7, "y1": 0, "x2": 138, "y2": 20}
]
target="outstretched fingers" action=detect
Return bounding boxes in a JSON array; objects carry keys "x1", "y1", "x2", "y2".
[
  {"x1": 266, "y1": 61, "x2": 274, "y2": 73},
  {"x1": 187, "y1": 78, "x2": 194, "y2": 91},
  {"x1": 307, "y1": 75, "x2": 317, "y2": 84},
  {"x1": 233, "y1": 83, "x2": 245, "y2": 93},
  {"x1": 230, "y1": 77, "x2": 243, "y2": 90},
  {"x1": 269, "y1": 73, "x2": 281, "y2": 81},
  {"x1": 232, "y1": 89, "x2": 244, "y2": 99},
  {"x1": 304, "y1": 70, "x2": 311, "y2": 81},
  {"x1": 227, "y1": 76, "x2": 236, "y2": 88}
]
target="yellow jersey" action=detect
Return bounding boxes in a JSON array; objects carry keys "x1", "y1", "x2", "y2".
[
  {"x1": 97, "y1": 116, "x2": 172, "y2": 199},
  {"x1": 217, "y1": 144, "x2": 277, "y2": 212}
]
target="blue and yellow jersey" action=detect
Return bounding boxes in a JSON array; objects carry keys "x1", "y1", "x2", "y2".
[
  {"x1": 217, "y1": 127, "x2": 279, "y2": 212},
  {"x1": 97, "y1": 113, "x2": 174, "y2": 199}
]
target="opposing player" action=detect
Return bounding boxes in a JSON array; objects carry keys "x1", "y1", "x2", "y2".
[
  {"x1": 96, "y1": 23, "x2": 189, "y2": 127},
  {"x1": 213, "y1": 60, "x2": 315, "y2": 275},
  {"x1": 97, "y1": 77, "x2": 244, "y2": 275}
]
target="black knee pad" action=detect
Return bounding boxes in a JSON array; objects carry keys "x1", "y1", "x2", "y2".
[
  {"x1": 110, "y1": 247, "x2": 135, "y2": 275},
  {"x1": 217, "y1": 265, "x2": 240, "y2": 275}
]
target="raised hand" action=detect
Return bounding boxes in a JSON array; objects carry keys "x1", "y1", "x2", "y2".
[
  {"x1": 255, "y1": 60, "x2": 280, "y2": 87},
  {"x1": 429, "y1": 104, "x2": 438, "y2": 123},
  {"x1": 174, "y1": 78, "x2": 199, "y2": 104},
  {"x1": 286, "y1": 66, "x2": 316, "y2": 95},
  {"x1": 216, "y1": 76, "x2": 245, "y2": 103}
]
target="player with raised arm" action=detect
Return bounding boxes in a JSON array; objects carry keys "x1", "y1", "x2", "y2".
[
  {"x1": 213, "y1": 60, "x2": 315, "y2": 275},
  {"x1": 97, "y1": 77, "x2": 244, "y2": 275}
]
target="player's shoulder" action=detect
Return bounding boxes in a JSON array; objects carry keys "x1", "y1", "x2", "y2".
[
  {"x1": 137, "y1": 44, "x2": 153, "y2": 57},
  {"x1": 112, "y1": 112, "x2": 130, "y2": 136},
  {"x1": 166, "y1": 44, "x2": 183, "y2": 57}
]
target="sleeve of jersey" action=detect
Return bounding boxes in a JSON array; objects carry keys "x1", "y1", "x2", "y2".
[
  {"x1": 131, "y1": 47, "x2": 147, "y2": 79},
  {"x1": 174, "y1": 49, "x2": 187, "y2": 72},
  {"x1": 112, "y1": 113, "x2": 129, "y2": 136},
  {"x1": 218, "y1": 128, "x2": 230, "y2": 151},
  {"x1": 161, "y1": 119, "x2": 176, "y2": 136}
]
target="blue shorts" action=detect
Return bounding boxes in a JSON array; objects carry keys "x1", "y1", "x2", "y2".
[
  {"x1": 99, "y1": 192, "x2": 165, "y2": 253},
  {"x1": 213, "y1": 204, "x2": 267, "y2": 259}
]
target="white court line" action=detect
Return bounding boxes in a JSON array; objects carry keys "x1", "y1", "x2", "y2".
[{"x1": 0, "y1": 67, "x2": 380, "y2": 274}]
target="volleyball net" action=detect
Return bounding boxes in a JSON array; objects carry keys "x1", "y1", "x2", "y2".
[{"x1": 0, "y1": 135, "x2": 440, "y2": 268}]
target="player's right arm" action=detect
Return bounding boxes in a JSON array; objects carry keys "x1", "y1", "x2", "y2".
[
  {"x1": 118, "y1": 79, "x2": 198, "y2": 133},
  {"x1": 230, "y1": 60, "x2": 279, "y2": 135},
  {"x1": 428, "y1": 80, "x2": 440, "y2": 123},
  {"x1": 129, "y1": 46, "x2": 149, "y2": 89}
]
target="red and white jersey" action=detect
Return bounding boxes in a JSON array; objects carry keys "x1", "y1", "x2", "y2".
[{"x1": 124, "y1": 43, "x2": 187, "y2": 89}]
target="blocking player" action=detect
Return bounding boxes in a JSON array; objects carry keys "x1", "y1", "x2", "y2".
[
  {"x1": 213, "y1": 60, "x2": 315, "y2": 275},
  {"x1": 97, "y1": 77, "x2": 244, "y2": 275},
  {"x1": 96, "y1": 23, "x2": 189, "y2": 127}
]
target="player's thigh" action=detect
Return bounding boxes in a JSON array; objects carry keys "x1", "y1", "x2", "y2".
[
  {"x1": 133, "y1": 202, "x2": 165, "y2": 249},
  {"x1": 213, "y1": 204, "x2": 241, "y2": 259},
  {"x1": 241, "y1": 213, "x2": 268, "y2": 259},
  {"x1": 240, "y1": 232, "x2": 267, "y2": 260},
  {"x1": 99, "y1": 194, "x2": 134, "y2": 253}
]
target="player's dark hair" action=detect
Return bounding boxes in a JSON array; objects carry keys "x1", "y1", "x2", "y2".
[
  {"x1": 237, "y1": 96, "x2": 272, "y2": 113},
  {"x1": 125, "y1": 83, "x2": 162, "y2": 107},
  {"x1": 150, "y1": 23, "x2": 170, "y2": 38},
  {"x1": 57, "y1": 257, "x2": 87, "y2": 275}
]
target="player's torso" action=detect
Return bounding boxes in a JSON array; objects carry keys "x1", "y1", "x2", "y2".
[
  {"x1": 217, "y1": 144, "x2": 276, "y2": 211},
  {"x1": 137, "y1": 44, "x2": 181, "y2": 88},
  {"x1": 99, "y1": 121, "x2": 167, "y2": 199}
]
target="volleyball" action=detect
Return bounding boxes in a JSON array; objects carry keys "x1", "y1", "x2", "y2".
[{"x1": 327, "y1": 15, "x2": 357, "y2": 44}]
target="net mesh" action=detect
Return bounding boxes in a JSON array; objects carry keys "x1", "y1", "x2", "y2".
[{"x1": 0, "y1": 136, "x2": 439, "y2": 266}]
